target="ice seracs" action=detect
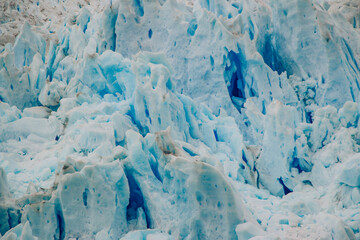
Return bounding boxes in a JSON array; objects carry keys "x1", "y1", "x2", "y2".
[{"x1": 1, "y1": 0, "x2": 360, "y2": 239}]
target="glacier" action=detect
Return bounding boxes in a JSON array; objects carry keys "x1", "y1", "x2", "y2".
[{"x1": 0, "y1": 0, "x2": 360, "y2": 239}]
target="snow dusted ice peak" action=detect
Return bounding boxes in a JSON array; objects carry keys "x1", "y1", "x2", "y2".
[
  {"x1": 0, "y1": 0, "x2": 360, "y2": 239},
  {"x1": 0, "y1": 0, "x2": 109, "y2": 46}
]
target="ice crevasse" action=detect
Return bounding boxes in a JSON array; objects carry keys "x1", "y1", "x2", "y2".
[{"x1": 0, "y1": 0, "x2": 360, "y2": 239}]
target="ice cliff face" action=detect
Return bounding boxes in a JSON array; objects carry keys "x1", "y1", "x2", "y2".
[{"x1": 0, "y1": 0, "x2": 360, "y2": 239}]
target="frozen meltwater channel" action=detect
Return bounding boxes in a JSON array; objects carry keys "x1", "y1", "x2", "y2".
[{"x1": 0, "y1": 0, "x2": 360, "y2": 239}]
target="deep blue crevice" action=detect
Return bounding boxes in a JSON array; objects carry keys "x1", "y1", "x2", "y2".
[
  {"x1": 343, "y1": 39, "x2": 360, "y2": 74},
  {"x1": 54, "y1": 199, "x2": 65, "y2": 240},
  {"x1": 46, "y1": 66, "x2": 54, "y2": 83},
  {"x1": 101, "y1": 8, "x2": 118, "y2": 52},
  {"x1": 248, "y1": 19, "x2": 254, "y2": 40},
  {"x1": 213, "y1": 129, "x2": 219, "y2": 141},
  {"x1": 260, "y1": 34, "x2": 286, "y2": 75},
  {"x1": 47, "y1": 41, "x2": 62, "y2": 82},
  {"x1": 225, "y1": 50, "x2": 251, "y2": 111},
  {"x1": 83, "y1": 16, "x2": 90, "y2": 33},
  {"x1": 133, "y1": 0, "x2": 144, "y2": 17},
  {"x1": 350, "y1": 86, "x2": 356, "y2": 102},
  {"x1": 82, "y1": 188, "x2": 90, "y2": 207},
  {"x1": 261, "y1": 100, "x2": 266, "y2": 115},
  {"x1": 111, "y1": 17, "x2": 118, "y2": 52},
  {"x1": 321, "y1": 75, "x2": 325, "y2": 84},
  {"x1": 62, "y1": 41, "x2": 69, "y2": 57},
  {"x1": 291, "y1": 157, "x2": 313, "y2": 173},
  {"x1": 115, "y1": 139, "x2": 126, "y2": 147},
  {"x1": 278, "y1": 177, "x2": 292, "y2": 195},
  {"x1": 6, "y1": 208, "x2": 21, "y2": 232},
  {"x1": 182, "y1": 146, "x2": 198, "y2": 157},
  {"x1": 210, "y1": 55, "x2": 214, "y2": 70},
  {"x1": 149, "y1": 156, "x2": 163, "y2": 183},
  {"x1": 241, "y1": 150, "x2": 248, "y2": 164},
  {"x1": 320, "y1": 129, "x2": 329, "y2": 147},
  {"x1": 127, "y1": 105, "x2": 149, "y2": 137},
  {"x1": 83, "y1": 22, "x2": 88, "y2": 33},
  {"x1": 142, "y1": 99, "x2": 152, "y2": 124},
  {"x1": 305, "y1": 111, "x2": 313, "y2": 124},
  {"x1": 124, "y1": 167, "x2": 152, "y2": 228},
  {"x1": 228, "y1": 51, "x2": 245, "y2": 98},
  {"x1": 342, "y1": 40, "x2": 360, "y2": 93},
  {"x1": 187, "y1": 19, "x2": 198, "y2": 36},
  {"x1": 302, "y1": 180, "x2": 313, "y2": 186},
  {"x1": 23, "y1": 48, "x2": 27, "y2": 66},
  {"x1": 98, "y1": 88, "x2": 111, "y2": 98},
  {"x1": 249, "y1": 87, "x2": 257, "y2": 97},
  {"x1": 232, "y1": 3, "x2": 239, "y2": 9}
]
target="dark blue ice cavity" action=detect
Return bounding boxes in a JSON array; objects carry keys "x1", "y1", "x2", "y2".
[
  {"x1": 278, "y1": 177, "x2": 292, "y2": 195},
  {"x1": 82, "y1": 188, "x2": 90, "y2": 207},
  {"x1": 226, "y1": 50, "x2": 246, "y2": 99},
  {"x1": 124, "y1": 167, "x2": 151, "y2": 228},
  {"x1": 260, "y1": 34, "x2": 286, "y2": 75},
  {"x1": 133, "y1": 0, "x2": 144, "y2": 17},
  {"x1": 54, "y1": 199, "x2": 65, "y2": 240},
  {"x1": 187, "y1": 20, "x2": 198, "y2": 36}
]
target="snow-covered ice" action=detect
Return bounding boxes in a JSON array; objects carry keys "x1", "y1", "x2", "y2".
[{"x1": 0, "y1": 0, "x2": 360, "y2": 239}]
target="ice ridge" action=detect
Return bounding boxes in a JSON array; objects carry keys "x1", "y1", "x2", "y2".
[{"x1": 0, "y1": 0, "x2": 360, "y2": 239}]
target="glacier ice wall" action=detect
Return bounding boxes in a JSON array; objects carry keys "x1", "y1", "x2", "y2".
[{"x1": 0, "y1": 0, "x2": 360, "y2": 239}]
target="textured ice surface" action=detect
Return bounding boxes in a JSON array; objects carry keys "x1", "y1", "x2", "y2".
[{"x1": 0, "y1": 0, "x2": 360, "y2": 239}]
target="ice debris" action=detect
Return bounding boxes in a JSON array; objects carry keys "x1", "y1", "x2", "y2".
[{"x1": 0, "y1": 0, "x2": 360, "y2": 239}]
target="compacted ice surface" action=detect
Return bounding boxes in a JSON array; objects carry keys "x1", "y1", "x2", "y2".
[{"x1": 0, "y1": 0, "x2": 360, "y2": 239}]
